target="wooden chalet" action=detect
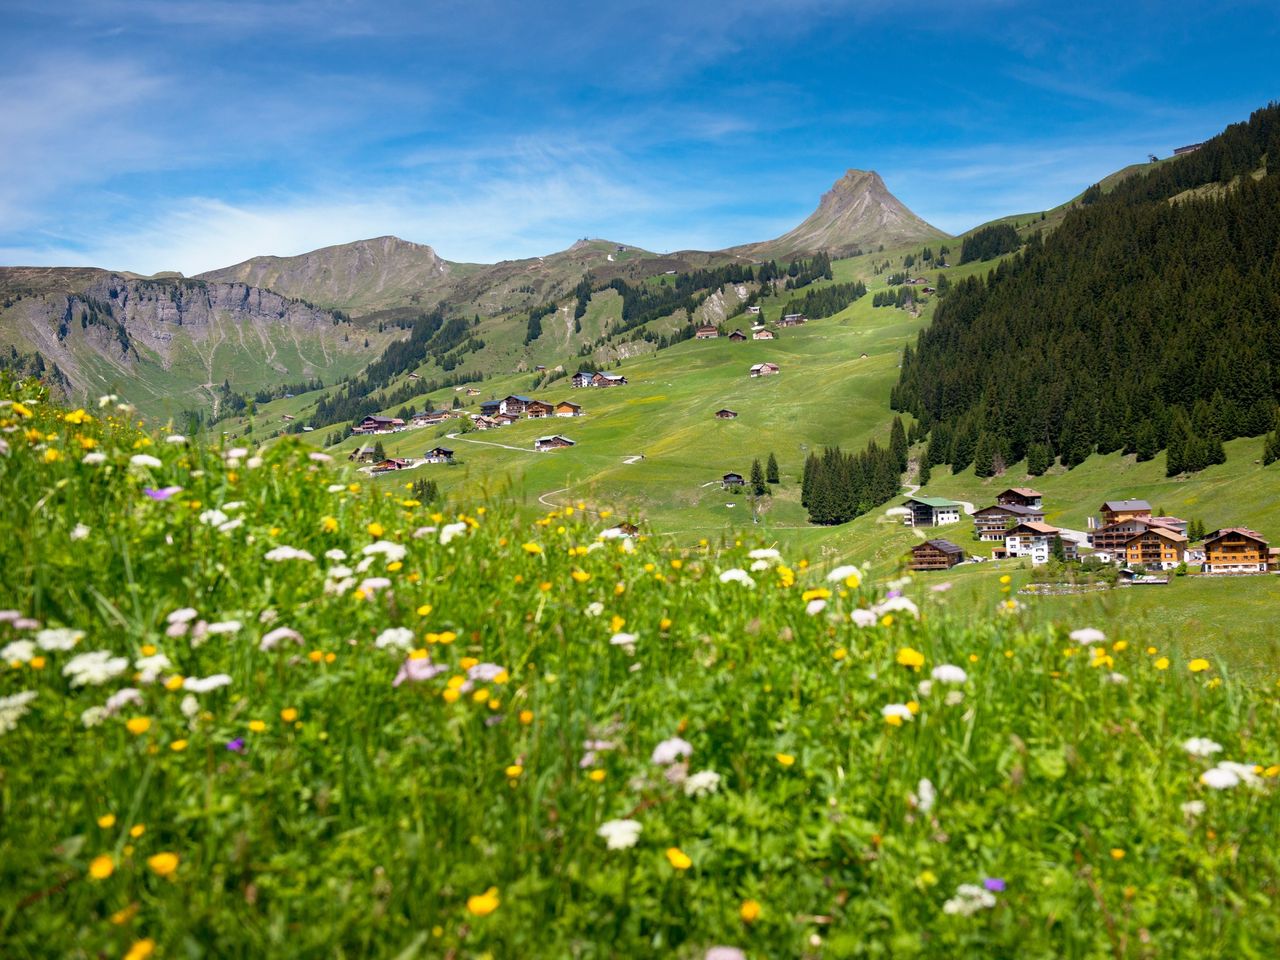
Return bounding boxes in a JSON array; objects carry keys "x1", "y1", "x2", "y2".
[
  {"x1": 722, "y1": 472, "x2": 745, "y2": 490},
  {"x1": 554, "y1": 400, "x2": 583, "y2": 417},
  {"x1": 494, "y1": 412, "x2": 520, "y2": 426},
  {"x1": 371, "y1": 458, "x2": 411, "y2": 472},
  {"x1": 353, "y1": 415, "x2": 404, "y2": 434},
  {"x1": 908, "y1": 539, "x2": 965, "y2": 571},
  {"x1": 524, "y1": 400, "x2": 555, "y2": 419},
  {"x1": 592, "y1": 372, "x2": 627, "y2": 387},
  {"x1": 348, "y1": 445, "x2": 378, "y2": 463},
  {"x1": 903, "y1": 496, "x2": 962, "y2": 528},
  {"x1": 423, "y1": 447, "x2": 454, "y2": 464},
  {"x1": 752, "y1": 329, "x2": 775, "y2": 340},
  {"x1": 479, "y1": 400, "x2": 501, "y2": 416},
  {"x1": 533, "y1": 435, "x2": 575, "y2": 452},
  {"x1": 695, "y1": 325, "x2": 720, "y2": 339},
  {"x1": 604, "y1": 521, "x2": 640, "y2": 538},
  {"x1": 727, "y1": 329, "x2": 748, "y2": 341},
  {"x1": 410, "y1": 409, "x2": 450, "y2": 427},
  {"x1": 472, "y1": 415, "x2": 502, "y2": 430},
  {"x1": 749, "y1": 362, "x2": 780, "y2": 377},
  {"x1": 777, "y1": 314, "x2": 806, "y2": 327},
  {"x1": 746, "y1": 305, "x2": 761, "y2": 315},
  {"x1": 1202, "y1": 528, "x2": 1270, "y2": 574},
  {"x1": 972, "y1": 503, "x2": 1045, "y2": 541},
  {"x1": 1099, "y1": 499, "x2": 1152, "y2": 526},
  {"x1": 465, "y1": 387, "x2": 481, "y2": 396},
  {"x1": 281, "y1": 413, "x2": 295, "y2": 422},
  {"x1": 1090, "y1": 515, "x2": 1184, "y2": 554},
  {"x1": 499, "y1": 395, "x2": 533, "y2": 416},
  {"x1": 1122, "y1": 526, "x2": 1187, "y2": 571},
  {"x1": 995, "y1": 487, "x2": 1043, "y2": 509},
  {"x1": 715, "y1": 409, "x2": 738, "y2": 420},
  {"x1": 571, "y1": 371, "x2": 594, "y2": 388}
]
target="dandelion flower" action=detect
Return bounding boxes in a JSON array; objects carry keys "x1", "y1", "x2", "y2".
[
  {"x1": 124, "y1": 939, "x2": 155, "y2": 960},
  {"x1": 739, "y1": 899, "x2": 761, "y2": 923},
  {"x1": 1188, "y1": 658, "x2": 1211, "y2": 673},
  {"x1": 466, "y1": 886, "x2": 500, "y2": 916},
  {"x1": 125, "y1": 717, "x2": 151, "y2": 735},
  {"x1": 665, "y1": 847, "x2": 692, "y2": 870},
  {"x1": 88, "y1": 854, "x2": 115, "y2": 880},
  {"x1": 775, "y1": 752, "x2": 796, "y2": 767},
  {"x1": 146, "y1": 852, "x2": 179, "y2": 877},
  {"x1": 896, "y1": 647, "x2": 925, "y2": 670}
]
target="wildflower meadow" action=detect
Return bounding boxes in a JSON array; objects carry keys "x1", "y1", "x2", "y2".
[{"x1": 2, "y1": 375, "x2": 1279, "y2": 958}]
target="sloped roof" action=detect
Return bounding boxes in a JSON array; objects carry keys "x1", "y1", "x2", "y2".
[
  {"x1": 999, "y1": 487, "x2": 1042, "y2": 498},
  {"x1": 1102, "y1": 499, "x2": 1152, "y2": 512},
  {"x1": 1206, "y1": 527, "x2": 1267, "y2": 543},
  {"x1": 907, "y1": 496, "x2": 960, "y2": 508},
  {"x1": 917, "y1": 539, "x2": 964, "y2": 555},
  {"x1": 1008, "y1": 521, "x2": 1059, "y2": 535}
]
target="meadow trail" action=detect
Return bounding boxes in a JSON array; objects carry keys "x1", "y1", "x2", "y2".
[{"x1": 445, "y1": 432, "x2": 528, "y2": 453}]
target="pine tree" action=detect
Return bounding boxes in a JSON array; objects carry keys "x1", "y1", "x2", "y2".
[
  {"x1": 1026, "y1": 442, "x2": 1051, "y2": 476},
  {"x1": 1265, "y1": 411, "x2": 1280, "y2": 466},
  {"x1": 918, "y1": 458, "x2": 931, "y2": 487},
  {"x1": 1134, "y1": 421, "x2": 1158, "y2": 461},
  {"x1": 750, "y1": 459, "x2": 767, "y2": 496},
  {"x1": 890, "y1": 417, "x2": 908, "y2": 472},
  {"x1": 973, "y1": 432, "x2": 997, "y2": 478},
  {"x1": 766, "y1": 452, "x2": 779, "y2": 484},
  {"x1": 372, "y1": 440, "x2": 386, "y2": 460}
]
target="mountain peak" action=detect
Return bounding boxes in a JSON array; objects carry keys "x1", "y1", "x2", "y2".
[{"x1": 727, "y1": 169, "x2": 948, "y2": 260}]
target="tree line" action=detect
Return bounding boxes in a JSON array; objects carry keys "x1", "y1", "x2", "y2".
[{"x1": 893, "y1": 102, "x2": 1280, "y2": 479}]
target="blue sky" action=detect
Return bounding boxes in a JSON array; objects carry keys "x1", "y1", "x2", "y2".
[{"x1": 2, "y1": 0, "x2": 1277, "y2": 274}]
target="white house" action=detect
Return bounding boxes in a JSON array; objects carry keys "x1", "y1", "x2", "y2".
[{"x1": 1004, "y1": 522, "x2": 1077, "y2": 565}]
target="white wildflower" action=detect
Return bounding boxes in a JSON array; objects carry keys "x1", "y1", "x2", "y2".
[
  {"x1": 610, "y1": 632, "x2": 638, "y2": 654},
  {"x1": 167, "y1": 608, "x2": 198, "y2": 625},
  {"x1": 183, "y1": 674, "x2": 232, "y2": 694},
  {"x1": 596, "y1": 818, "x2": 642, "y2": 850},
  {"x1": 439, "y1": 522, "x2": 468, "y2": 545},
  {"x1": 851, "y1": 609, "x2": 878, "y2": 627},
  {"x1": 1106, "y1": 672, "x2": 1129, "y2": 684},
  {"x1": 0, "y1": 691, "x2": 38, "y2": 735},
  {"x1": 199, "y1": 509, "x2": 229, "y2": 528},
  {"x1": 327, "y1": 483, "x2": 346, "y2": 493},
  {"x1": 916, "y1": 680, "x2": 934, "y2": 698},
  {"x1": 80, "y1": 706, "x2": 107, "y2": 728},
  {"x1": 324, "y1": 548, "x2": 347, "y2": 561},
  {"x1": 945, "y1": 690, "x2": 965, "y2": 706},
  {"x1": 81, "y1": 451, "x2": 107, "y2": 465},
  {"x1": 584, "y1": 601, "x2": 605, "y2": 617},
  {"x1": 135, "y1": 653, "x2": 172, "y2": 683},
  {"x1": 309, "y1": 452, "x2": 333, "y2": 463},
  {"x1": 882, "y1": 703, "x2": 914, "y2": 723},
  {"x1": 827, "y1": 564, "x2": 862, "y2": 583},
  {"x1": 805, "y1": 599, "x2": 827, "y2": 616},
  {"x1": 218, "y1": 517, "x2": 243, "y2": 533},
  {"x1": 222, "y1": 501, "x2": 245, "y2": 512},
  {"x1": 355, "y1": 556, "x2": 376, "y2": 573},
  {"x1": 362, "y1": 540, "x2": 408, "y2": 563},
  {"x1": 652, "y1": 736, "x2": 693, "y2": 765},
  {"x1": 1181, "y1": 800, "x2": 1206, "y2": 818},
  {"x1": 103, "y1": 687, "x2": 143, "y2": 715},
  {"x1": 684, "y1": 770, "x2": 722, "y2": 798},
  {"x1": 97, "y1": 394, "x2": 118, "y2": 408},
  {"x1": 165, "y1": 434, "x2": 187, "y2": 444},
  {"x1": 718, "y1": 568, "x2": 755, "y2": 587},
  {"x1": 70, "y1": 523, "x2": 91, "y2": 541},
  {"x1": 180, "y1": 694, "x2": 200, "y2": 718},
  {"x1": 129, "y1": 453, "x2": 162, "y2": 468},
  {"x1": 749, "y1": 559, "x2": 771, "y2": 572},
  {"x1": 375, "y1": 627, "x2": 415, "y2": 651},
  {"x1": 260, "y1": 626, "x2": 303, "y2": 651},
  {"x1": 1069, "y1": 627, "x2": 1106, "y2": 645},
  {"x1": 207, "y1": 620, "x2": 241, "y2": 635},
  {"x1": 1200, "y1": 766, "x2": 1240, "y2": 790},
  {"x1": 265, "y1": 545, "x2": 315, "y2": 562},
  {"x1": 36, "y1": 627, "x2": 84, "y2": 651},
  {"x1": 2, "y1": 640, "x2": 37, "y2": 663},
  {"x1": 1182, "y1": 737, "x2": 1224, "y2": 758},
  {"x1": 943, "y1": 883, "x2": 996, "y2": 916},
  {"x1": 225, "y1": 447, "x2": 249, "y2": 460},
  {"x1": 748, "y1": 548, "x2": 781, "y2": 561},
  {"x1": 912, "y1": 777, "x2": 936, "y2": 813},
  {"x1": 931, "y1": 664, "x2": 967, "y2": 684},
  {"x1": 874, "y1": 595, "x2": 919, "y2": 619},
  {"x1": 359, "y1": 577, "x2": 392, "y2": 593}
]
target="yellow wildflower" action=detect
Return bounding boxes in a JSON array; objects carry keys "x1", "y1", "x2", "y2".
[
  {"x1": 442, "y1": 688, "x2": 460, "y2": 704},
  {"x1": 43, "y1": 448, "x2": 61, "y2": 463},
  {"x1": 146, "y1": 852, "x2": 179, "y2": 877},
  {"x1": 125, "y1": 717, "x2": 151, "y2": 736},
  {"x1": 169, "y1": 739, "x2": 189, "y2": 752},
  {"x1": 88, "y1": 854, "x2": 115, "y2": 879},
  {"x1": 659, "y1": 617, "x2": 672, "y2": 631},
  {"x1": 367, "y1": 521, "x2": 384, "y2": 538},
  {"x1": 12, "y1": 402, "x2": 32, "y2": 418},
  {"x1": 1110, "y1": 848, "x2": 1126, "y2": 860},
  {"x1": 64, "y1": 408, "x2": 91, "y2": 424},
  {"x1": 505, "y1": 764, "x2": 523, "y2": 778},
  {"x1": 896, "y1": 647, "x2": 925, "y2": 670},
  {"x1": 130, "y1": 824, "x2": 145, "y2": 838},
  {"x1": 467, "y1": 887, "x2": 500, "y2": 916},
  {"x1": 280, "y1": 708, "x2": 298, "y2": 723},
  {"x1": 519, "y1": 710, "x2": 534, "y2": 725},
  {"x1": 248, "y1": 720, "x2": 266, "y2": 733},
  {"x1": 775, "y1": 753, "x2": 796, "y2": 767},
  {"x1": 610, "y1": 615, "x2": 626, "y2": 633},
  {"x1": 740, "y1": 899, "x2": 761, "y2": 923},
  {"x1": 124, "y1": 939, "x2": 155, "y2": 960},
  {"x1": 97, "y1": 814, "x2": 117, "y2": 829},
  {"x1": 666, "y1": 847, "x2": 692, "y2": 870},
  {"x1": 588, "y1": 769, "x2": 606, "y2": 782},
  {"x1": 522, "y1": 542, "x2": 543, "y2": 555},
  {"x1": 801, "y1": 587, "x2": 831, "y2": 603},
  {"x1": 1188, "y1": 659, "x2": 1211, "y2": 673},
  {"x1": 321, "y1": 516, "x2": 338, "y2": 533},
  {"x1": 110, "y1": 903, "x2": 139, "y2": 925}
]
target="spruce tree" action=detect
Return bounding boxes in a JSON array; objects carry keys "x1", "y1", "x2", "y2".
[
  {"x1": 1026, "y1": 442, "x2": 1050, "y2": 476},
  {"x1": 750, "y1": 459, "x2": 767, "y2": 497},
  {"x1": 890, "y1": 417, "x2": 908, "y2": 472},
  {"x1": 766, "y1": 452, "x2": 780, "y2": 484}
]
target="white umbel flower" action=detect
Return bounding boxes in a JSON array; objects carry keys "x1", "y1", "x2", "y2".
[
  {"x1": 718, "y1": 568, "x2": 755, "y2": 587},
  {"x1": 912, "y1": 777, "x2": 936, "y2": 813},
  {"x1": 1069, "y1": 627, "x2": 1106, "y2": 645},
  {"x1": 36, "y1": 627, "x2": 83, "y2": 651},
  {"x1": 652, "y1": 737, "x2": 693, "y2": 765},
  {"x1": 184, "y1": 674, "x2": 232, "y2": 694},
  {"x1": 265, "y1": 545, "x2": 315, "y2": 562},
  {"x1": 0, "y1": 691, "x2": 38, "y2": 735},
  {"x1": 597, "y1": 818, "x2": 642, "y2": 850},
  {"x1": 931, "y1": 664, "x2": 967, "y2": 684},
  {"x1": 1182, "y1": 737, "x2": 1224, "y2": 758},
  {"x1": 684, "y1": 770, "x2": 722, "y2": 797},
  {"x1": 943, "y1": 884, "x2": 996, "y2": 916},
  {"x1": 129, "y1": 454, "x2": 162, "y2": 468},
  {"x1": 375, "y1": 627, "x2": 415, "y2": 651}
]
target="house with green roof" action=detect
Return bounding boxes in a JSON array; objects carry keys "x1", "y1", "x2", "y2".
[{"x1": 903, "y1": 495, "x2": 963, "y2": 528}]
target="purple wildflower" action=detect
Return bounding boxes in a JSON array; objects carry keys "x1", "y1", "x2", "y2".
[
  {"x1": 393, "y1": 656, "x2": 449, "y2": 687},
  {"x1": 983, "y1": 877, "x2": 1006, "y2": 892},
  {"x1": 225, "y1": 737, "x2": 246, "y2": 752},
  {"x1": 143, "y1": 486, "x2": 183, "y2": 501}
]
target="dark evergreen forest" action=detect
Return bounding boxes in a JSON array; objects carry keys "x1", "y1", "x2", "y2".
[{"x1": 892, "y1": 102, "x2": 1280, "y2": 478}]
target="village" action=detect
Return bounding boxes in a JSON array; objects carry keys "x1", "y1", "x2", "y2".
[{"x1": 902, "y1": 487, "x2": 1277, "y2": 580}]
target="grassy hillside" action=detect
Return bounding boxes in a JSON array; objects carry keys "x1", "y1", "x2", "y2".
[{"x1": 4, "y1": 381, "x2": 1280, "y2": 957}]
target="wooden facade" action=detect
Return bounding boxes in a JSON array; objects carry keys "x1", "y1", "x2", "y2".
[
  {"x1": 1203, "y1": 528, "x2": 1270, "y2": 573},
  {"x1": 995, "y1": 487, "x2": 1043, "y2": 509},
  {"x1": 1123, "y1": 527, "x2": 1187, "y2": 570},
  {"x1": 972, "y1": 504, "x2": 1045, "y2": 541},
  {"x1": 1100, "y1": 499, "x2": 1152, "y2": 526},
  {"x1": 908, "y1": 539, "x2": 965, "y2": 571}
]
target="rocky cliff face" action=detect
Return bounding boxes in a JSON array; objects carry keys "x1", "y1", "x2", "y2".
[
  {"x1": 0, "y1": 268, "x2": 380, "y2": 415},
  {"x1": 728, "y1": 169, "x2": 949, "y2": 260}
]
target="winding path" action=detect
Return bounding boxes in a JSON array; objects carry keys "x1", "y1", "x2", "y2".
[{"x1": 444, "y1": 432, "x2": 529, "y2": 453}]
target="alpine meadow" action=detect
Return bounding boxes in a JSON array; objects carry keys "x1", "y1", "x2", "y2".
[{"x1": 3, "y1": 4, "x2": 1280, "y2": 958}]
